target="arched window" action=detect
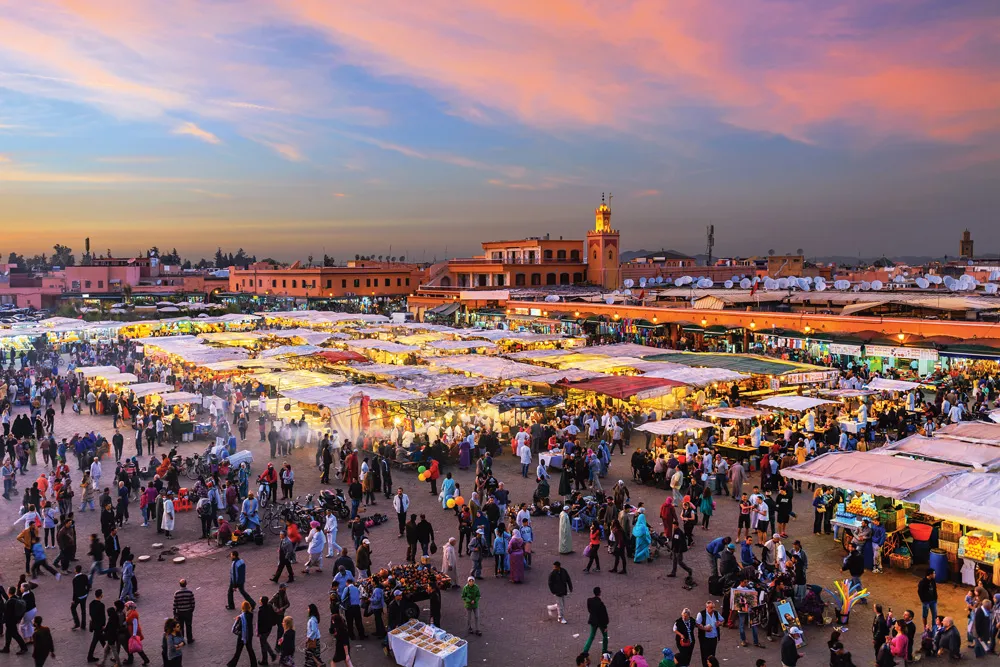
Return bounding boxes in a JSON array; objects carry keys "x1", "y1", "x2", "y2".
[
  {"x1": 292, "y1": 280, "x2": 297, "y2": 288},
  {"x1": 544, "y1": 250, "x2": 553, "y2": 260},
  {"x1": 608, "y1": 250, "x2": 613, "y2": 260},
  {"x1": 572, "y1": 272, "x2": 583, "y2": 283},
  {"x1": 546, "y1": 273, "x2": 557, "y2": 285},
  {"x1": 515, "y1": 274, "x2": 526, "y2": 286},
  {"x1": 530, "y1": 273, "x2": 541, "y2": 286},
  {"x1": 559, "y1": 273, "x2": 570, "y2": 285},
  {"x1": 557, "y1": 249, "x2": 566, "y2": 260},
  {"x1": 570, "y1": 250, "x2": 580, "y2": 261},
  {"x1": 593, "y1": 250, "x2": 598, "y2": 260},
  {"x1": 440, "y1": 276, "x2": 452, "y2": 287}
]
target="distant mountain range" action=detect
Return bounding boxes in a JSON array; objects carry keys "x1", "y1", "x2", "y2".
[{"x1": 621, "y1": 249, "x2": 997, "y2": 266}]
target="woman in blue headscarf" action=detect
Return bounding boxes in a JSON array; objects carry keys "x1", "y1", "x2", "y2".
[
  {"x1": 632, "y1": 507, "x2": 651, "y2": 564},
  {"x1": 440, "y1": 472, "x2": 457, "y2": 509}
]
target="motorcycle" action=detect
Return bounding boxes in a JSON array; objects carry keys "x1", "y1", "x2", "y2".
[
  {"x1": 257, "y1": 480, "x2": 271, "y2": 508},
  {"x1": 319, "y1": 488, "x2": 351, "y2": 520}
]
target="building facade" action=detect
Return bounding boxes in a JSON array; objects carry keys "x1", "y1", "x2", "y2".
[{"x1": 227, "y1": 261, "x2": 427, "y2": 298}]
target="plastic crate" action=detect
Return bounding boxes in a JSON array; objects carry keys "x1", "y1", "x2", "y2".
[{"x1": 890, "y1": 553, "x2": 912, "y2": 570}]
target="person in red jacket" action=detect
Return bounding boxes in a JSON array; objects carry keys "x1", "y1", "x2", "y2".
[
  {"x1": 427, "y1": 459, "x2": 441, "y2": 495},
  {"x1": 584, "y1": 524, "x2": 602, "y2": 573}
]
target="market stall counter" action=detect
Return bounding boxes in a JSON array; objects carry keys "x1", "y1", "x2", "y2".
[{"x1": 388, "y1": 619, "x2": 468, "y2": 667}]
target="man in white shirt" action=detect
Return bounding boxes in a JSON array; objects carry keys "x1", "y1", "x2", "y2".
[
  {"x1": 517, "y1": 441, "x2": 533, "y2": 478},
  {"x1": 392, "y1": 488, "x2": 410, "y2": 538},
  {"x1": 948, "y1": 402, "x2": 964, "y2": 423},
  {"x1": 90, "y1": 457, "x2": 102, "y2": 485}
]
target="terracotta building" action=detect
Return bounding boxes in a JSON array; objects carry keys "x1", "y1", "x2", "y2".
[{"x1": 227, "y1": 261, "x2": 427, "y2": 298}]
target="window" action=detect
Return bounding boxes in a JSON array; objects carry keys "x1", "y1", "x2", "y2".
[
  {"x1": 272, "y1": 280, "x2": 277, "y2": 288},
  {"x1": 515, "y1": 274, "x2": 526, "y2": 286},
  {"x1": 366, "y1": 279, "x2": 371, "y2": 287},
  {"x1": 559, "y1": 273, "x2": 570, "y2": 285},
  {"x1": 557, "y1": 249, "x2": 566, "y2": 260},
  {"x1": 282, "y1": 280, "x2": 286, "y2": 288},
  {"x1": 71, "y1": 281, "x2": 80, "y2": 290},
  {"x1": 97, "y1": 281, "x2": 104, "y2": 288},
  {"x1": 440, "y1": 277, "x2": 452, "y2": 287},
  {"x1": 496, "y1": 274, "x2": 505, "y2": 287},
  {"x1": 570, "y1": 250, "x2": 580, "y2": 261},
  {"x1": 258, "y1": 280, "x2": 262, "y2": 287},
  {"x1": 546, "y1": 273, "x2": 556, "y2": 285},
  {"x1": 593, "y1": 250, "x2": 597, "y2": 259},
  {"x1": 608, "y1": 250, "x2": 613, "y2": 260},
  {"x1": 530, "y1": 273, "x2": 541, "y2": 286},
  {"x1": 397, "y1": 278, "x2": 401, "y2": 287},
  {"x1": 354, "y1": 279, "x2": 360, "y2": 288},
  {"x1": 573, "y1": 272, "x2": 583, "y2": 283},
  {"x1": 544, "y1": 249, "x2": 553, "y2": 260},
  {"x1": 342, "y1": 279, "x2": 347, "y2": 288},
  {"x1": 406, "y1": 278, "x2": 410, "y2": 286},
  {"x1": 326, "y1": 280, "x2": 332, "y2": 288},
  {"x1": 85, "y1": 281, "x2": 91, "y2": 288},
  {"x1": 292, "y1": 280, "x2": 297, "y2": 288}
]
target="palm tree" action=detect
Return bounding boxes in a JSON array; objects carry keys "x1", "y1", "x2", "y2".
[{"x1": 122, "y1": 284, "x2": 133, "y2": 305}]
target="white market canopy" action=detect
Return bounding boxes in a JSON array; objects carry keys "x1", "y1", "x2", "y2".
[
  {"x1": 129, "y1": 382, "x2": 176, "y2": 398},
  {"x1": 820, "y1": 388, "x2": 877, "y2": 398},
  {"x1": 201, "y1": 358, "x2": 292, "y2": 372},
  {"x1": 197, "y1": 331, "x2": 264, "y2": 344},
  {"x1": 429, "y1": 355, "x2": 549, "y2": 380},
  {"x1": 936, "y1": 421, "x2": 1000, "y2": 445},
  {"x1": 514, "y1": 369, "x2": 607, "y2": 384},
  {"x1": 455, "y1": 329, "x2": 567, "y2": 344},
  {"x1": 641, "y1": 366, "x2": 748, "y2": 387},
  {"x1": 259, "y1": 344, "x2": 323, "y2": 359},
  {"x1": 280, "y1": 384, "x2": 424, "y2": 408},
  {"x1": 918, "y1": 474, "x2": 1000, "y2": 535},
  {"x1": 991, "y1": 410, "x2": 1000, "y2": 424},
  {"x1": 160, "y1": 391, "x2": 203, "y2": 406},
  {"x1": 257, "y1": 310, "x2": 389, "y2": 327},
  {"x1": 390, "y1": 374, "x2": 489, "y2": 395},
  {"x1": 507, "y1": 349, "x2": 578, "y2": 362},
  {"x1": 263, "y1": 328, "x2": 343, "y2": 345},
  {"x1": 424, "y1": 339, "x2": 498, "y2": 352},
  {"x1": 756, "y1": 396, "x2": 838, "y2": 411},
  {"x1": 865, "y1": 378, "x2": 923, "y2": 392},
  {"x1": 101, "y1": 372, "x2": 138, "y2": 385},
  {"x1": 252, "y1": 370, "x2": 347, "y2": 390},
  {"x1": 344, "y1": 340, "x2": 420, "y2": 354},
  {"x1": 875, "y1": 435, "x2": 1000, "y2": 470},
  {"x1": 636, "y1": 418, "x2": 715, "y2": 435},
  {"x1": 702, "y1": 406, "x2": 772, "y2": 420},
  {"x1": 779, "y1": 451, "x2": 962, "y2": 499},
  {"x1": 76, "y1": 365, "x2": 123, "y2": 378},
  {"x1": 586, "y1": 343, "x2": 668, "y2": 359}
]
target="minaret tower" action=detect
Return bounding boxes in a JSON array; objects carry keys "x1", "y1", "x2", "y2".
[{"x1": 586, "y1": 193, "x2": 621, "y2": 289}]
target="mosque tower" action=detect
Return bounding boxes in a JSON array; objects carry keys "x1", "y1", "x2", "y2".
[{"x1": 586, "y1": 193, "x2": 621, "y2": 289}]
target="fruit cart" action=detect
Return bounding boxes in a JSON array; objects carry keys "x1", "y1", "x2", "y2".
[{"x1": 359, "y1": 564, "x2": 453, "y2": 621}]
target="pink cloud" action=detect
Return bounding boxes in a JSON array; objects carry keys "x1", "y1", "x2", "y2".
[{"x1": 633, "y1": 189, "x2": 661, "y2": 198}]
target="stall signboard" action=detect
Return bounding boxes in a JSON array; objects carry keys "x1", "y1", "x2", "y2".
[
  {"x1": 866, "y1": 345, "x2": 938, "y2": 361},
  {"x1": 782, "y1": 370, "x2": 839, "y2": 386},
  {"x1": 830, "y1": 343, "x2": 863, "y2": 356}
]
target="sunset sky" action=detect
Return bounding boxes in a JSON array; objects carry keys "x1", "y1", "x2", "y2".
[{"x1": 1, "y1": 0, "x2": 998, "y2": 261}]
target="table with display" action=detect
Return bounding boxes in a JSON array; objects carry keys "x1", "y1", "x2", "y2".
[
  {"x1": 539, "y1": 450, "x2": 564, "y2": 469},
  {"x1": 388, "y1": 619, "x2": 468, "y2": 667},
  {"x1": 713, "y1": 440, "x2": 768, "y2": 462}
]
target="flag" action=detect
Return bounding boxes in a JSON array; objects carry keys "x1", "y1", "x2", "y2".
[{"x1": 750, "y1": 280, "x2": 758, "y2": 297}]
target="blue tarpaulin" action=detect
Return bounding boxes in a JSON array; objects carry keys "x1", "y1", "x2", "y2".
[{"x1": 487, "y1": 392, "x2": 562, "y2": 413}]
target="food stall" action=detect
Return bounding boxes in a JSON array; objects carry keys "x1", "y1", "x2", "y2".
[
  {"x1": 781, "y1": 451, "x2": 964, "y2": 566},
  {"x1": 701, "y1": 406, "x2": 773, "y2": 460},
  {"x1": 388, "y1": 619, "x2": 468, "y2": 667},
  {"x1": 636, "y1": 418, "x2": 715, "y2": 455}
]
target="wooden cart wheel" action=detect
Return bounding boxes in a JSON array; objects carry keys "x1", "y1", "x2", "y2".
[{"x1": 840, "y1": 528, "x2": 853, "y2": 553}]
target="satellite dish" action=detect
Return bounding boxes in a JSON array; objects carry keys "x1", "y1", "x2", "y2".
[
  {"x1": 605, "y1": 297, "x2": 615, "y2": 305},
  {"x1": 796, "y1": 278, "x2": 810, "y2": 290},
  {"x1": 656, "y1": 276, "x2": 664, "y2": 284},
  {"x1": 928, "y1": 275, "x2": 942, "y2": 285},
  {"x1": 860, "y1": 281, "x2": 871, "y2": 291},
  {"x1": 943, "y1": 276, "x2": 956, "y2": 290},
  {"x1": 915, "y1": 278, "x2": 929, "y2": 289},
  {"x1": 544, "y1": 295, "x2": 560, "y2": 302},
  {"x1": 871, "y1": 280, "x2": 883, "y2": 290},
  {"x1": 739, "y1": 278, "x2": 751, "y2": 289},
  {"x1": 834, "y1": 279, "x2": 850, "y2": 290},
  {"x1": 776, "y1": 278, "x2": 789, "y2": 289},
  {"x1": 724, "y1": 280, "x2": 733, "y2": 289},
  {"x1": 893, "y1": 275, "x2": 905, "y2": 283},
  {"x1": 990, "y1": 270, "x2": 1000, "y2": 281},
  {"x1": 623, "y1": 279, "x2": 634, "y2": 288},
  {"x1": 623, "y1": 289, "x2": 632, "y2": 296},
  {"x1": 612, "y1": 290, "x2": 621, "y2": 295},
  {"x1": 815, "y1": 282, "x2": 827, "y2": 292},
  {"x1": 674, "y1": 278, "x2": 685, "y2": 287},
  {"x1": 764, "y1": 278, "x2": 777, "y2": 290},
  {"x1": 984, "y1": 284, "x2": 999, "y2": 295},
  {"x1": 731, "y1": 275, "x2": 740, "y2": 283},
  {"x1": 639, "y1": 277, "x2": 647, "y2": 287}
]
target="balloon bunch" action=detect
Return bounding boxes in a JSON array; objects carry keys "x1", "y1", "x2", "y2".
[
  {"x1": 417, "y1": 466, "x2": 429, "y2": 482},
  {"x1": 826, "y1": 578, "x2": 870, "y2": 615},
  {"x1": 446, "y1": 496, "x2": 465, "y2": 509}
]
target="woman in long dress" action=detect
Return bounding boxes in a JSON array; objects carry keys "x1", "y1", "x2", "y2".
[
  {"x1": 508, "y1": 528, "x2": 526, "y2": 583},
  {"x1": 440, "y1": 473, "x2": 456, "y2": 510},
  {"x1": 458, "y1": 435, "x2": 472, "y2": 470},
  {"x1": 558, "y1": 509, "x2": 574, "y2": 554},
  {"x1": 558, "y1": 458, "x2": 573, "y2": 498},
  {"x1": 632, "y1": 508, "x2": 651, "y2": 563}
]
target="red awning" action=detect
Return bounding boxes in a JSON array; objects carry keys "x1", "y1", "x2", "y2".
[
  {"x1": 313, "y1": 350, "x2": 368, "y2": 364},
  {"x1": 556, "y1": 375, "x2": 683, "y2": 400}
]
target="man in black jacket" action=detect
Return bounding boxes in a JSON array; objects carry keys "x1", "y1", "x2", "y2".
[
  {"x1": 583, "y1": 587, "x2": 609, "y2": 655},
  {"x1": 917, "y1": 569, "x2": 938, "y2": 626},
  {"x1": 105, "y1": 528, "x2": 122, "y2": 573},
  {"x1": 668, "y1": 526, "x2": 693, "y2": 579},
  {"x1": 86, "y1": 589, "x2": 107, "y2": 662},
  {"x1": 841, "y1": 544, "x2": 865, "y2": 603},
  {"x1": 548, "y1": 561, "x2": 573, "y2": 624},
  {"x1": 416, "y1": 514, "x2": 435, "y2": 559},
  {"x1": 71, "y1": 564, "x2": 91, "y2": 629},
  {"x1": 256, "y1": 595, "x2": 278, "y2": 666},
  {"x1": 780, "y1": 626, "x2": 803, "y2": 666},
  {"x1": 1, "y1": 586, "x2": 27, "y2": 653}
]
